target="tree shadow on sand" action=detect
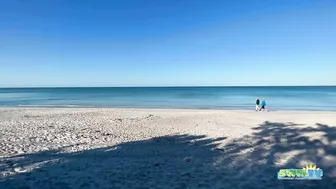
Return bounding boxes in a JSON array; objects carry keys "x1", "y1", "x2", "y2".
[{"x1": 0, "y1": 122, "x2": 335, "y2": 189}]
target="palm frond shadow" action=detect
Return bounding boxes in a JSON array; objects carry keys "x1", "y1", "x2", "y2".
[{"x1": 0, "y1": 122, "x2": 335, "y2": 189}]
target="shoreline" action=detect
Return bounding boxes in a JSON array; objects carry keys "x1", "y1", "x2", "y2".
[{"x1": 1, "y1": 106, "x2": 336, "y2": 112}]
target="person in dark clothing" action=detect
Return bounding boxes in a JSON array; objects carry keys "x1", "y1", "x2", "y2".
[{"x1": 255, "y1": 98, "x2": 260, "y2": 111}]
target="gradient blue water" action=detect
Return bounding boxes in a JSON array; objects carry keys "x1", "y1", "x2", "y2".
[{"x1": 0, "y1": 87, "x2": 335, "y2": 110}]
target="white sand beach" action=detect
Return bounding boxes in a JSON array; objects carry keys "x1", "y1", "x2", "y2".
[{"x1": 0, "y1": 108, "x2": 335, "y2": 188}]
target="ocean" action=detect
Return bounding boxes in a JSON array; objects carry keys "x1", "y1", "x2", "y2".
[{"x1": 0, "y1": 86, "x2": 335, "y2": 111}]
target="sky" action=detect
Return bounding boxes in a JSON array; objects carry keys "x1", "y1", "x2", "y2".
[{"x1": 0, "y1": 0, "x2": 335, "y2": 87}]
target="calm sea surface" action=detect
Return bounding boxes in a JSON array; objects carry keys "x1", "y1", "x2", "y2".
[{"x1": 0, "y1": 87, "x2": 335, "y2": 111}]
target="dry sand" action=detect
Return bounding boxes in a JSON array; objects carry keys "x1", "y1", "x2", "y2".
[{"x1": 0, "y1": 108, "x2": 335, "y2": 189}]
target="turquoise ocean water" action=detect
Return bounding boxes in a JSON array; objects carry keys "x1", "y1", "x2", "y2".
[{"x1": 0, "y1": 87, "x2": 335, "y2": 111}]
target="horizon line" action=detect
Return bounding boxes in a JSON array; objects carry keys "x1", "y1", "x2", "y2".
[{"x1": 0, "y1": 85, "x2": 335, "y2": 89}]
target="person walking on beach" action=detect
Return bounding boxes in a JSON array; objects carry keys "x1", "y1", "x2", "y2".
[
  {"x1": 261, "y1": 98, "x2": 267, "y2": 111},
  {"x1": 255, "y1": 98, "x2": 260, "y2": 111}
]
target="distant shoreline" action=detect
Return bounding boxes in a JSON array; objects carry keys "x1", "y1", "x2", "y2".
[
  {"x1": 1, "y1": 106, "x2": 335, "y2": 112},
  {"x1": 0, "y1": 85, "x2": 335, "y2": 89}
]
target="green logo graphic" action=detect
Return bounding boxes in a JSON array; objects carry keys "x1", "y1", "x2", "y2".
[{"x1": 278, "y1": 164, "x2": 323, "y2": 180}]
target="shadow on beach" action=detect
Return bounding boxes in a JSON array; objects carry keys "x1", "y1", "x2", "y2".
[{"x1": 0, "y1": 121, "x2": 335, "y2": 189}]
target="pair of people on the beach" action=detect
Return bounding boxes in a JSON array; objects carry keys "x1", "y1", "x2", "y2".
[{"x1": 256, "y1": 98, "x2": 267, "y2": 111}]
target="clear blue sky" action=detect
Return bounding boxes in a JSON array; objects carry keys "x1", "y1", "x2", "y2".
[{"x1": 0, "y1": 0, "x2": 335, "y2": 87}]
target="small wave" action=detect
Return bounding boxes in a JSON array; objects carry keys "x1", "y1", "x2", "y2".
[{"x1": 18, "y1": 104, "x2": 82, "y2": 108}]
